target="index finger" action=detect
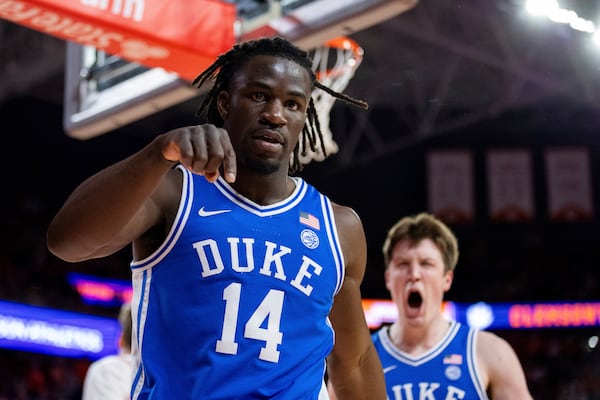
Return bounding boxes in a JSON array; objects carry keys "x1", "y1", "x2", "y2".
[{"x1": 220, "y1": 132, "x2": 236, "y2": 183}]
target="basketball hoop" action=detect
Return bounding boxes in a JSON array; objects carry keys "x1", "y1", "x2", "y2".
[{"x1": 299, "y1": 36, "x2": 364, "y2": 165}]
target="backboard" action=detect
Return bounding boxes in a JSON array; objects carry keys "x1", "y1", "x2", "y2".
[{"x1": 62, "y1": 0, "x2": 418, "y2": 140}]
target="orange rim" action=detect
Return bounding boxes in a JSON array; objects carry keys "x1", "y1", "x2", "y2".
[
  {"x1": 323, "y1": 36, "x2": 364, "y2": 58},
  {"x1": 315, "y1": 36, "x2": 363, "y2": 80}
]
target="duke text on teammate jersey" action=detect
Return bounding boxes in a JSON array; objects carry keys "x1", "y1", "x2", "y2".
[{"x1": 390, "y1": 382, "x2": 465, "y2": 400}]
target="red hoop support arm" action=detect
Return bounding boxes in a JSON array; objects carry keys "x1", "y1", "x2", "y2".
[{"x1": 0, "y1": 0, "x2": 236, "y2": 82}]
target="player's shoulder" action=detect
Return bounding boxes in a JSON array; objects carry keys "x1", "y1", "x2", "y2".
[
  {"x1": 331, "y1": 203, "x2": 365, "y2": 247},
  {"x1": 475, "y1": 329, "x2": 519, "y2": 363},
  {"x1": 331, "y1": 202, "x2": 362, "y2": 225},
  {"x1": 475, "y1": 328, "x2": 508, "y2": 346}
]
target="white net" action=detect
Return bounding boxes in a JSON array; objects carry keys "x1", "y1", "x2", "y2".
[{"x1": 298, "y1": 37, "x2": 364, "y2": 165}]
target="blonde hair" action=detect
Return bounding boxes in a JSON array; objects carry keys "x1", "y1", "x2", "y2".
[{"x1": 382, "y1": 212, "x2": 459, "y2": 273}]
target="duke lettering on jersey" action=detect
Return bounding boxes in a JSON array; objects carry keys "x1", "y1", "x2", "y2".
[
  {"x1": 373, "y1": 323, "x2": 489, "y2": 400},
  {"x1": 193, "y1": 237, "x2": 323, "y2": 296},
  {"x1": 390, "y1": 382, "x2": 466, "y2": 400}
]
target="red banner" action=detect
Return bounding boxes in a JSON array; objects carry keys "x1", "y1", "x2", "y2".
[{"x1": 0, "y1": 0, "x2": 236, "y2": 81}]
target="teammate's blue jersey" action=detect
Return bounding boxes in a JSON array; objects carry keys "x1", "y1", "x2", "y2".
[
  {"x1": 372, "y1": 321, "x2": 489, "y2": 400},
  {"x1": 129, "y1": 166, "x2": 344, "y2": 399}
]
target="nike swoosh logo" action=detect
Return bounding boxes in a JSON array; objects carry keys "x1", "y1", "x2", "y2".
[
  {"x1": 198, "y1": 207, "x2": 232, "y2": 217},
  {"x1": 383, "y1": 365, "x2": 398, "y2": 374}
]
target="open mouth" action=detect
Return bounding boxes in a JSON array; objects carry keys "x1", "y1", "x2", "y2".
[{"x1": 407, "y1": 291, "x2": 423, "y2": 308}]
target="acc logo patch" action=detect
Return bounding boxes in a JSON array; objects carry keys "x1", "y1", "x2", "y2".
[
  {"x1": 300, "y1": 229, "x2": 319, "y2": 249},
  {"x1": 445, "y1": 365, "x2": 461, "y2": 381}
]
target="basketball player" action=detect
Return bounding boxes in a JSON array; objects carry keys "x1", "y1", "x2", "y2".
[
  {"x1": 47, "y1": 37, "x2": 385, "y2": 399},
  {"x1": 370, "y1": 212, "x2": 533, "y2": 399},
  {"x1": 82, "y1": 302, "x2": 133, "y2": 400}
]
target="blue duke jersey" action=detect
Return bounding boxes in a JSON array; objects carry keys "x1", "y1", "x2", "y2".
[
  {"x1": 372, "y1": 322, "x2": 489, "y2": 400},
  {"x1": 129, "y1": 166, "x2": 344, "y2": 399}
]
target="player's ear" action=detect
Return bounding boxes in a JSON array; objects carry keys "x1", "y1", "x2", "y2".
[
  {"x1": 384, "y1": 269, "x2": 392, "y2": 292},
  {"x1": 443, "y1": 270, "x2": 454, "y2": 292},
  {"x1": 217, "y1": 91, "x2": 230, "y2": 120}
]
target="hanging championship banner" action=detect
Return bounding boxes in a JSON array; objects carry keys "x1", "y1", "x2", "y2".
[
  {"x1": 486, "y1": 149, "x2": 535, "y2": 222},
  {"x1": 545, "y1": 147, "x2": 594, "y2": 221},
  {"x1": 427, "y1": 149, "x2": 475, "y2": 223},
  {"x1": 0, "y1": 0, "x2": 236, "y2": 81}
]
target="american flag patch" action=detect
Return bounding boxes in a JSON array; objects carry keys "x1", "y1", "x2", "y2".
[
  {"x1": 299, "y1": 211, "x2": 320, "y2": 230},
  {"x1": 443, "y1": 354, "x2": 463, "y2": 365}
]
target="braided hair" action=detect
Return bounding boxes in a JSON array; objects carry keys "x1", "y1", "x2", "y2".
[{"x1": 191, "y1": 36, "x2": 367, "y2": 174}]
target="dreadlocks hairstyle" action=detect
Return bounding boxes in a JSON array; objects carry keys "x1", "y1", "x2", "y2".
[{"x1": 191, "y1": 36, "x2": 368, "y2": 174}]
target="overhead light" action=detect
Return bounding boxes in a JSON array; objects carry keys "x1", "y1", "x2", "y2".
[
  {"x1": 525, "y1": 0, "x2": 559, "y2": 17},
  {"x1": 525, "y1": 0, "x2": 596, "y2": 33}
]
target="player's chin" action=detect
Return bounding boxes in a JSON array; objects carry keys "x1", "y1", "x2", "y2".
[{"x1": 244, "y1": 157, "x2": 283, "y2": 175}]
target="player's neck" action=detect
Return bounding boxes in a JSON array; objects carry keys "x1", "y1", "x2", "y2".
[
  {"x1": 229, "y1": 173, "x2": 297, "y2": 205},
  {"x1": 389, "y1": 317, "x2": 451, "y2": 355}
]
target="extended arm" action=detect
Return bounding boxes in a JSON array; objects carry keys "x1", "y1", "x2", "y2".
[
  {"x1": 47, "y1": 125, "x2": 236, "y2": 262},
  {"x1": 478, "y1": 331, "x2": 533, "y2": 400},
  {"x1": 326, "y1": 205, "x2": 386, "y2": 400}
]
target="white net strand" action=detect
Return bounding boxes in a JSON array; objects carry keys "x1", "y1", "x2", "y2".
[{"x1": 298, "y1": 37, "x2": 363, "y2": 165}]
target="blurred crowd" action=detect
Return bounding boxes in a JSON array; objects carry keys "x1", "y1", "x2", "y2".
[{"x1": 0, "y1": 195, "x2": 599, "y2": 399}]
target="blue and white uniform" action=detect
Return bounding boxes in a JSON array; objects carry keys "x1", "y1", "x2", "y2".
[
  {"x1": 372, "y1": 321, "x2": 489, "y2": 400},
  {"x1": 130, "y1": 166, "x2": 344, "y2": 399}
]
